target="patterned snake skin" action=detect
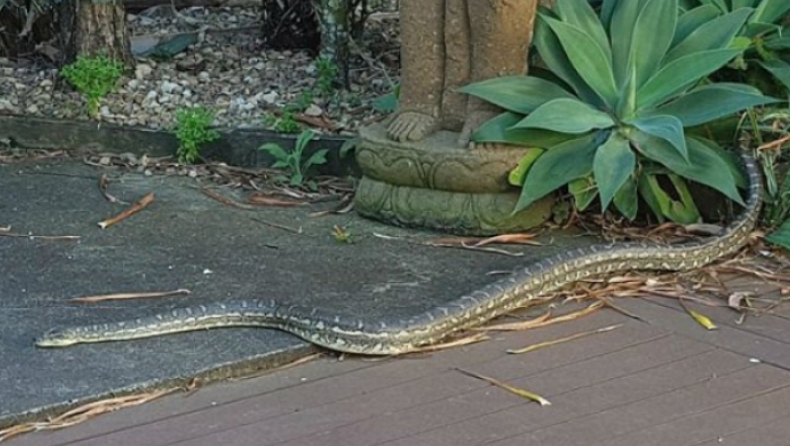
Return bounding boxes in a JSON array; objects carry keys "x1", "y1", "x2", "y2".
[{"x1": 36, "y1": 154, "x2": 762, "y2": 355}]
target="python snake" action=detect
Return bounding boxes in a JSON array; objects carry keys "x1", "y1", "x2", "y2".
[{"x1": 36, "y1": 154, "x2": 762, "y2": 355}]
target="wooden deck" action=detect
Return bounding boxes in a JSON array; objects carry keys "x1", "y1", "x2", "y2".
[{"x1": 9, "y1": 292, "x2": 790, "y2": 446}]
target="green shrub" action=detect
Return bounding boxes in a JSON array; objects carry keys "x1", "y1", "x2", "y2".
[
  {"x1": 60, "y1": 54, "x2": 124, "y2": 117},
  {"x1": 463, "y1": 0, "x2": 779, "y2": 223},
  {"x1": 174, "y1": 107, "x2": 220, "y2": 164}
]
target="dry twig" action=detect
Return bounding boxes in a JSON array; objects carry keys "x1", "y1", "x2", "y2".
[{"x1": 98, "y1": 193, "x2": 155, "y2": 229}]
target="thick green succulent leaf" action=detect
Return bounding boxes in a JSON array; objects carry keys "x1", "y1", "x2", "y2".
[
  {"x1": 515, "y1": 132, "x2": 600, "y2": 212},
  {"x1": 638, "y1": 174, "x2": 701, "y2": 224},
  {"x1": 541, "y1": 15, "x2": 619, "y2": 108},
  {"x1": 599, "y1": 0, "x2": 620, "y2": 29},
  {"x1": 674, "y1": 5, "x2": 723, "y2": 46},
  {"x1": 757, "y1": 59, "x2": 790, "y2": 92},
  {"x1": 514, "y1": 98, "x2": 615, "y2": 134},
  {"x1": 509, "y1": 149, "x2": 546, "y2": 186},
  {"x1": 626, "y1": 115, "x2": 688, "y2": 161},
  {"x1": 568, "y1": 175, "x2": 598, "y2": 211},
  {"x1": 628, "y1": 0, "x2": 678, "y2": 89},
  {"x1": 472, "y1": 112, "x2": 580, "y2": 148},
  {"x1": 732, "y1": 0, "x2": 759, "y2": 11},
  {"x1": 611, "y1": 0, "x2": 651, "y2": 85},
  {"x1": 593, "y1": 132, "x2": 636, "y2": 211},
  {"x1": 752, "y1": 0, "x2": 790, "y2": 25},
  {"x1": 637, "y1": 173, "x2": 667, "y2": 223},
  {"x1": 690, "y1": 136, "x2": 748, "y2": 188},
  {"x1": 766, "y1": 218, "x2": 790, "y2": 251},
  {"x1": 766, "y1": 33, "x2": 790, "y2": 50},
  {"x1": 648, "y1": 82, "x2": 780, "y2": 127},
  {"x1": 743, "y1": 22, "x2": 780, "y2": 38},
  {"x1": 613, "y1": 176, "x2": 639, "y2": 220},
  {"x1": 664, "y1": 8, "x2": 753, "y2": 63},
  {"x1": 631, "y1": 131, "x2": 744, "y2": 205},
  {"x1": 534, "y1": 13, "x2": 603, "y2": 106},
  {"x1": 637, "y1": 48, "x2": 744, "y2": 109},
  {"x1": 554, "y1": 0, "x2": 612, "y2": 63},
  {"x1": 459, "y1": 76, "x2": 576, "y2": 115}
]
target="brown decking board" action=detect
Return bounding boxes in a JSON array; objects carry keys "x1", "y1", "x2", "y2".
[{"x1": 10, "y1": 298, "x2": 790, "y2": 446}]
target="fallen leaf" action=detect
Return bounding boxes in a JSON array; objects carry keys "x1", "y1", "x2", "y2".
[
  {"x1": 508, "y1": 324, "x2": 622, "y2": 354},
  {"x1": 481, "y1": 302, "x2": 602, "y2": 331},
  {"x1": 455, "y1": 368, "x2": 551, "y2": 406},
  {"x1": 728, "y1": 292, "x2": 752, "y2": 310},
  {"x1": 687, "y1": 309, "x2": 718, "y2": 330},
  {"x1": 70, "y1": 289, "x2": 191, "y2": 303},
  {"x1": 474, "y1": 232, "x2": 541, "y2": 247},
  {"x1": 247, "y1": 194, "x2": 306, "y2": 207}
]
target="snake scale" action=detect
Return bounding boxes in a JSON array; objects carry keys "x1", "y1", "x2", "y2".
[{"x1": 36, "y1": 154, "x2": 762, "y2": 355}]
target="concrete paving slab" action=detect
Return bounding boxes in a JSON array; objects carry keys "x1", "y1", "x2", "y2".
[{"x1": 0, "y1": 159, "x2": 598, "y2": 427}]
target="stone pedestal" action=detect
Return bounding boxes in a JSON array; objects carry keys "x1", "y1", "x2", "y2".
[{"x1": 353, "y1": 123, "x2": 554, "y2": 235}]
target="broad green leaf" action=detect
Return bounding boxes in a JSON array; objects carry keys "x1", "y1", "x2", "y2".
[
  {"x1": 599, "y1": 0, "x2": 620, "y2": 29},
  {"x1": 631, "y1": 131, "x2": 744, "y2": 205},
  {"x1": 733, "y1": 0, "x2": 759, "y2": 11},
  {"x1": 766, "y1": 34, "x2": 790, "y2": 50},
  {"x1": 260, "y1": 142, "x2": 290, "y2": 160},
  {"x1": 628, "y1": 0, "x2": 678, "y2": 88},
  {"x1": 555, "y1": 0, "x2": 612, "y2": 63},
  {"x1": 648, "y1": 83, "x2": 780, "y2": 127},
  {"x1": 766, "y1": 218, "x2": 790, "y2": 251},
  {"x1": 515, "y1": 132, "x2": 600, "y2": 212},
  {"x1": 611, "y1": 0, "x2": 651, "y2": 85},
  {"x1": 593, "y1": 132, "x2": 636, "y2": 210},
  {"x1": 673, "y1": 5, "x2": 723, "y2": 46},
  {"x1": 613, "y1": 176, "x2": 639, "y2": 220},
  {"x1": 541, "y1": 15, "x2": 620, "y2": 108},
  {"x1": 638, "y1": 173, "x2": 667, "y2": 222},
  {"x1": 743, "y1": 22, "x2": 780, "y2": 38},
  {"x1": 757, "y1": 59, "x2": 790, "y2": 92},
  {"x1": 664, "y1": 8, "x2": 753, "y2": 63},
  {"x1": 534, "y1": 13, "x2": 602, "y2": 106},
  {"x1": 627, "y1": 115, "x2": 688, "y2": 161},
  {"x1": 471, "y1": 112, "x2": 580, "y2": 148},
  {"x1": 752, "y1": 0, "x2": 790, "y2": 25},
  {"x1": 637, "y1": 48, "x2": 744, "y2": 109},
  {"x1": 303, "y1": 149, "x2": 328, "y2": 170},
  {"x1": 568, "y1": 176, "x2": 598, "y2": 211},
  {"x1": 514, "y1": 98, "x2": 615, "y2": 134},
  {"x1": 638, "y1": 173, "x2": 701, "y2": 223},
  {"x1": 689, "y1": 136, "x2": 748, "y2": 188},
  {"x1": 459, "y1": 76, "x2": 576, "y2": 115}
]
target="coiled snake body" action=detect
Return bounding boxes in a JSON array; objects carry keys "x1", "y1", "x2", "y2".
[{"x1": 36, "y1": 155, "x2": 762, "y2": 355}]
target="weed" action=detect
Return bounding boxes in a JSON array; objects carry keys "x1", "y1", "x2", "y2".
[
  {"x1": 174, "y1": 106, "x2": 220, "y2": 164},
  {"x1": 60, "y1": 54, "x2": 124, "y2": 117},
  {"x1": 315, "y1": 57, "x2": 339, "y2": 95},
  {"x1": 259, "y1": 129, "x2": 328, "y2": 189}
]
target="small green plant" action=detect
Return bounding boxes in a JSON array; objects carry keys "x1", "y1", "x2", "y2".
[
  {"x1": 174, "y1": 106, "x2": 220, "y2": 164},
  {"x1": 262, "y1": 109, "x2": 302, "y2": 134},
  {"x1": 259, "y1": 129, "x2": 328, "y2": 188},
  {"x1": 60, "y1": 54, "x2": 124, "y2": 117},
  {"x1": 463, "y1": 0, "x2": 779, "y2": 224},
  {"x1": 315, "y1": 57, "x2": 339, "y2": 95},
  {"x1": 332, "y1": 224, "x2": 353, "y2": 244}
]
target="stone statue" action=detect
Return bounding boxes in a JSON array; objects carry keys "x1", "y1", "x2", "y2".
[
  {"x1": 353, "y1": 0, "x2": 553, "y2": 235},
  {"x1": 387, "y1": 0, "x2": 540, "y2": 146}
]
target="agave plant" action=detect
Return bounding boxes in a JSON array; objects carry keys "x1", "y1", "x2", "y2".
[
  {"x1": 679, "y1": 0, "x2": 790, "y2": 93},
  {"x1": 461, "y1": 0, "x2": 780, "y2": 224}
]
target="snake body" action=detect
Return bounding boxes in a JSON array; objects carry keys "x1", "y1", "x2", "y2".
[{"x1": 36, "y1": 154, "x2": 762, "y2": 355}]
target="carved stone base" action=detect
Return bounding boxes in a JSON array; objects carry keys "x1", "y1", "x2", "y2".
[{"x1": 354, "y1": 123, "x2": 555, "y2": 235}]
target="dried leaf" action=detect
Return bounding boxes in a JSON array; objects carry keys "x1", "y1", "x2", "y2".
[
  {"x1": 474, "y1": 233, "x2": 541, "y2": 247},
  {"x1": 201, "y1": 188, "x2": 255, "y2": 210},
  {"x1": 98, "y1": 174, "x2": 128, "y2": 205},
  {"x1": 508, "y1": 324, "x2": 622, "y2": 354},
  {"x1": 70, "y1": 289, "x2": 190, "y2": 303},
  {"x1": 0, "y1": 232, "x2": 80, "y2": 241},
  {"x1": 247, "y1": 194, "x2": 306, "y2": 207},
  {"x1": 401, "y1": 333, "x2": 489, "y2": 355},
  {"x1": 455, "y1": 368, "x2": 551, "y2": 406},
  {"x1": 728, "y1": 292, "x2": 752, "y2": 310},
  {"x1": 482, "y1": 302, "x2": 602, "y2": 331},
  {"x1": 251, "y1": 218, "x2": 303, "y2": 234}
]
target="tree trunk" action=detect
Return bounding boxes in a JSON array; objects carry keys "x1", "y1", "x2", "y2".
[
  {"x1": 57, "y1": 0, "x2": 134, "y2": 67},
  {"x1": 314, "y1": 0, "x2": 352, "y2": 88}
]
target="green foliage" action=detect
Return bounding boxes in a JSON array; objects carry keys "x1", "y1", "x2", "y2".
[
  {"x1": 262, "y1": 110, "x2": 302, "y2": 134},
  {"x1": 60, "y1": 54, "x2": 124, "y2": 117},
  {"x1": 749, "y1": 109, "x2": 790, "y2": 249},
  {"x1": 462, "y1": 0, "x2": 779, "y2": 223},
  {"x1": 173, "y1": 106, "x2": 220, "y2": 164},
  {"x1": 679, "y1": 0, "x2": 790, "y2": 94},
  {"x1": 315, "y1": 57, "x2": 339, "y2": 95},
  {"x1": 259, "y1": 130, "x2": 328, "y2": 188}
]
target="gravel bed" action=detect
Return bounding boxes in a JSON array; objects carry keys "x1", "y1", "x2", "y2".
[{"x1": 0, "y1": 5, "x2": 400, "y2": 135}]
